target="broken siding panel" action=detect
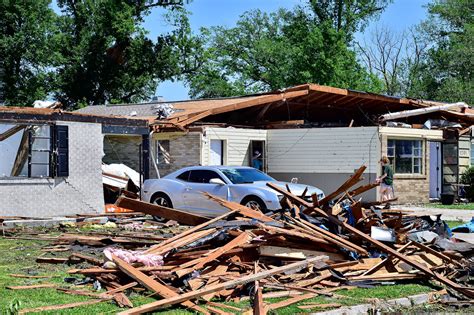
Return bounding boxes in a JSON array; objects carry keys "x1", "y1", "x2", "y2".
[
  {"x1": 267, "y1": 127, "x2": 380, "y2": 174},
  {"x1": 202, "y1": 128, "x2": 267, "y2": 166}
]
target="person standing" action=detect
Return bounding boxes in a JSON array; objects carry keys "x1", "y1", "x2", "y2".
[{"x1": 377, "y1": 156, "x2": 394, "y2": 204}]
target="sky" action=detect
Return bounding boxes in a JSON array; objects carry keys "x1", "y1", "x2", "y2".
[
  {"x1": 52, "y1": 0, "x2": 431, "y2": 102},
  {"x1": 147, "y1": 0, "x2": 431, "y2": 101}
]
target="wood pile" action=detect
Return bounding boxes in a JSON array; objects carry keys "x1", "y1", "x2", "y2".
[{"x1": 7, "y1": 166, "x2": 474, "y2": 314}]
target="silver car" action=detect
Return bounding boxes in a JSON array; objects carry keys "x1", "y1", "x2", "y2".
[{"x1": 142, "y1": 166, "x2": 325, "y2": 218}]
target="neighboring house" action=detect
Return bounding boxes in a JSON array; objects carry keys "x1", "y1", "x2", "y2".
[
  {"x1": 0, "y1": 106, "x2": 149, "y2": 217},
  {"x1": 78, "y1": 84, "x2": 473, "y2": 204}
]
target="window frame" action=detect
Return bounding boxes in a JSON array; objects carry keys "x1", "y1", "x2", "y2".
[
  {"x1": 155, "y1": 139, "x2": 171, "y2": 165},
  {"x1": 0, "y1": 123, "x2": 68, "y2": 179},
  {"x1": 387, "y1": 138, "x2": 424, "y2": 175}
]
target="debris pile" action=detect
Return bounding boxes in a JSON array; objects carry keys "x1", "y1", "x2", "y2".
[{"x1": 4, "y1": 166, "x2": 474, "y2": 314}]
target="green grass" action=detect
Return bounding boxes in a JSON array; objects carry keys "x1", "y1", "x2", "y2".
[
  {"x1": 446, "y1": 220, "x2": 466, "y2": 228},
  {"x1": 0, "y1": 237, "x2": 436, "y2": 314},
  {"x1": 425, "y1": 202, "x2": 474, "y2": 210}
]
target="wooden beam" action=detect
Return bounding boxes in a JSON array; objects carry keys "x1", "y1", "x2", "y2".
[
  {"x1": 116, "y1": 196, "x2": 209, "y2": 226},
  {"x1": 112, "y1": 255, "x2": 209, "y2": 314},
  {"x1": 205, "y1": 193, "x2": 274, "y2": 222},
  {"x1": 0, "y1": 125, "x2": 24, "y2": 141},
  {"x1": 18, "y1": 299, "x2": 112, "y2": 314},
  {"x1": 145, "y1": 210, "x2": 237, "y2": 254},
  {"x1": 317, "y1": 165, "x2": 366, "y2": 206},
  {"x1": 117, "y1": 256, "x2": 328, "y2": 315},
  {"x1": 267, "y1": 293, "x2": 316, "y2": 310}
]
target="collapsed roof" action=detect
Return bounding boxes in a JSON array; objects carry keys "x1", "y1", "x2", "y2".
[{"x1": 76, "y1": 83, "x2": 473, "y2": 130}]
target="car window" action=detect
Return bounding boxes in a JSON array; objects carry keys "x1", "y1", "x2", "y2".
[
  {"x1": 188, "y1": 170, "x2": 223, "y2": 184},
  {"x1": 221, "y1": 168, "x2": 275, "y2": 184},
  {"x1": 176, "y1": 170, "x2": 190, "y2": 181}
]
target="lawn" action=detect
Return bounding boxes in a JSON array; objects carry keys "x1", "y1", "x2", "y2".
[
  {"x1": 425, "y1": 202, "x2": 474, "y2": 210},
  {"x1": 0, "y1": 237, "x2": 439, "y2": 314}
]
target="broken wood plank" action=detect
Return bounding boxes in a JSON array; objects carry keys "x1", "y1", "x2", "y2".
[
  {"x1": 117, "y1": 256, "x2": 328, "y2": 315},
  {"x1": 145, "y1": 211, "x2": 237, "y2": 254},
  {"x1": 317, "y1": 166, "x2": 366, "y2": 206},
  {"x1": 9, "y1": 274, "x2": 57, "y2": 279},
  {"x1": 112, "y1": 255, "x2": 209, "y2": 315},
  {"x1": 205, "y1": 193, "x2": 274, "y2": 222},
  {"x1": 116, "y1": 196, "x2": 209, "y2": 226},
  {"x1": 70, "y1": 252, "x2": 102, "y2": 265},
  {"x1": 259, "y1": 245, "x2": 344, "y2": 261}
]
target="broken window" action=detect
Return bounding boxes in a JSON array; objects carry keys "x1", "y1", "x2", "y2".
[
  {"x1": 0, "y1": 123, "x2": 69, "y2": 178},
  {"x1": 156, "y1": 140, "x2": 171, "y2": 165},
  {"x1": 387, "y1": 139, "x2": 423, "y2": 174}
]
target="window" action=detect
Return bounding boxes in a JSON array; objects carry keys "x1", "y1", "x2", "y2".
[
  {"x1": 176, "y1": 170, "x2": 190, "y2": 181},
  {"x1": 387, "y1": 139, "x2": 423, "y2": 174},
  {"x1": 0, "y1": 124, "x2": 69, "y2": 178},
  {"x1": 221, "y1": 168, "x2": 274, "y2": 184},
  {"x1": 156, "y1": 140, "x2": 171, "y2": 165},
  {"x1": 188, "y1": 170, "x2": 223, "y2": 183}
]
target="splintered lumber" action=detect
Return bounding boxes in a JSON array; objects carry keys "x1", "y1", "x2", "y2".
[
  {"x1": 204, "y1": 193, "x2": 274, "y2": 222},
  {"x1": 410, "y1": 240, "x2": 463, "y2": 267},
  {"x1": 36, "y1": 257, "x2": 69, "y2": 264},
  {"x1": 70, "y1": 252, "x2": 102, "y2": 265},
  {"x1": 253, "y1": 281, "x2": 266, "y2": 315},
  {"x1": 117, "y1": 256, "x2": 328, "y2": 315},
  {"x1": 112, "y1": 255, "x2": 209, "y2": 315},
  {"x1": 181, "y1": 232, "x2": 252, "y2": 272},
  {"x1": 317, "y1": 165, "x2": 366, "y2": 206},
  {"x1": 7, "y1": 284, "x2": 56, "y2": 290},
  {"x1": 18, "y1": 299, "x2": 112, "y2": 314},
  {"x1": 349, "y1": 183, "x2": 379, "y2": 197},
  {"x1": 267, "y1": 293, "x2": 316, "y2": 310},
  {"x1": 259, "y1": 245, "x2": 344, "y2": 261},
  {"x1": 145, "y1": 210, "x2": 238, "y2": 254},
  {"x1": 266, "y1": 183, "x2": 474, "y2": 299},
  {"x1": 145, "y1": 228, "x2": 217, "y2": 255},
  {"x1": 116, "y1": 196, "x2": 209, "y2": 226}
]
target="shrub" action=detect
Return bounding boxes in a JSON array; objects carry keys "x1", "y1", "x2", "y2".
[{"x1": 461, "y1": 166, "x2": 474, "y2": 201}]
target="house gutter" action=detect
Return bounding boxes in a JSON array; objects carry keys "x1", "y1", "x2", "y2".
[{"x1": 379, "y1": 102, "x2": 469, "y2": 122}]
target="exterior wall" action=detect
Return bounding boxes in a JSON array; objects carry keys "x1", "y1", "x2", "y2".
[
  {"x1": 267, "y1": 127, "x2": 381, "y2": 201},
  {"x1": 0, "y1": 121, "x2": 104, "y2": 217},
  {"x1": 379, "y1": 127, "x2": 442, "y2": 204},
  {"x1": 201, "y1": 127, "x2": 267, "y2": 166},
  {"x1": 103, "y1": 135, "x2": 142, "y2": 172},
  {"x1": 458, "y1": 135, "x2": 471, "y2": 176},
  {"x1": 151, "y1": 132, "x2": 202, "y2": 178}
]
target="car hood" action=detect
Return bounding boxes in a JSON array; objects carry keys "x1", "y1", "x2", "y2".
[{"x1": 235, "y1": 181, "x2": 324, "y2": 197}]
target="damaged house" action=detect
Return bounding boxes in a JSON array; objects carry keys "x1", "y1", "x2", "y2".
[
  {"x1": 79, "y1": 84, "x2": 473, "y2": 205},
  {"x1": 0, "y1": 107, "x2": 149, "y2": 217}
]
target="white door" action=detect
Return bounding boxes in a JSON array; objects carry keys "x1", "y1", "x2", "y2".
[{"x1": 210, "y1": 140, "x2": 223, "y2": 165}]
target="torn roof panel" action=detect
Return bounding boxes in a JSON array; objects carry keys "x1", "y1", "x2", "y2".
[{"x1": 0, "y1": 106, "x2": 149, "y2": 127}]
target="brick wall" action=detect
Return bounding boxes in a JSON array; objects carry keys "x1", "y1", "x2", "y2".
[
  {"x1": 150, "y1": 132, "x2": 202, "y2": 178},
  {"x1": 0, "y1": 121, "x2": 105, "y2": 217},
  {"x1": 103, "y1": 135, "x2": 142, "y2": 171},
  {"x1": 381, "y1": 134, "x2": 430, "y2": 204}
]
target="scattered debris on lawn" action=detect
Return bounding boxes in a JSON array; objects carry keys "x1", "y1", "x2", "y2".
[{"x1": 2, "y1": 165, "x2": 474, "y2": 314}]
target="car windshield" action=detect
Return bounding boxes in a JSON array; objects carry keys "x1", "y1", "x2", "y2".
[{"x1": 221, "y1": 168, "x2": 275, "y2": 184}]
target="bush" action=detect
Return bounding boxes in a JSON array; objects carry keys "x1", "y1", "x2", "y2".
[{"x1": 461, "y1": 166, "x2": 474, "y2": 201}]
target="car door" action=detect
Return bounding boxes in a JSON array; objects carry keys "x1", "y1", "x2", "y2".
[{"x1": 182, "y1": 169, "x2": 229, "y2": 217}]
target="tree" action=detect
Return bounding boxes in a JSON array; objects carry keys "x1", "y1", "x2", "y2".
[
  {"x1": 308, "y1": 0, "x2": 392, "y2": 41},
  {"x1": 357, "y1": 26, "x2": 429, "y2": 96},
  {"x1": 0, "y1": 0, "x2": 57, "y2": 105},
  {"x1": 53, "y1": 0, "x2": 194, "y2": 108},
  {"x1": 408, "y1": 0, "x2": 473, "y2": 103},
  {"x1": 186, "y1": 2, "x2": 386, "y2": 99}
]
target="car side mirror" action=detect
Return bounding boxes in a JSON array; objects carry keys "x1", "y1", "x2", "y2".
[{"x1": 209, "y1": 178, "x2": 225, "y2": 185}]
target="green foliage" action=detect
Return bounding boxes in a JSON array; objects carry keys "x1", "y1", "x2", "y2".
[
  {"x1": 461, "y1": 166, "x2": 474, "y2": 201},
  {"x1": 0, "y1": 1, "x2": 196, "y2": 108},
  {"x1": 53, "y1": 1, "x2": 194, "y2": 108},
  {"x1": 186, "y1": 2, "x2": 388, "y2": 98},
  {"x1": 0, "y1": 0, "x2": 57, "y2": 105},
  {"x1": 407, "y1": 0, "x2": 473, "y2": 103}
]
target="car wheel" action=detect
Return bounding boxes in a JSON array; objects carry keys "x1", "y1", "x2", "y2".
[
  {"x1": 151, "y1": 193, "x2": 173, "y2": 222},
  {"x1": 241, "y1": 196, "x2": 267, "y2": 212}
]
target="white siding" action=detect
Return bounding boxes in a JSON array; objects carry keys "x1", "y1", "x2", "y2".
[
  {"x1": 202, "y1": 127, "x2": 267, "y2": 166},
  {"x1": 267, "y1": 127, "x2": 380, "y2": 173}
]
